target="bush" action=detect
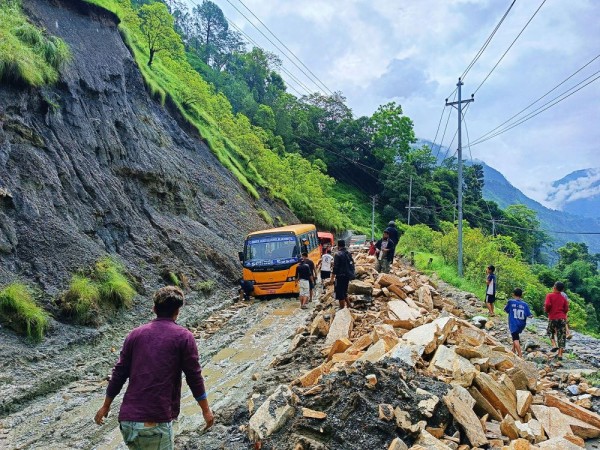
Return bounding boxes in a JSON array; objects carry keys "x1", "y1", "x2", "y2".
[
  {"x1": 95, "y1": 257, "x2": 136, "y2": 308},
  {"x1": 195, "y1": 280, "x2": 215, "y2": 295},
  {"x1": 168, "y1": 271, "x2": 180, "y2": 286},
  {"x1": 0, "y1": 282, "x2": 49, "y2": 340},
  {"x1": 62, "y1": 275, "x2": 100, "y2": 324}
]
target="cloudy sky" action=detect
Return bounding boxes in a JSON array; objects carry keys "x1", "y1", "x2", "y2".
[{"x1": 210, "y1": 0, "x2": 599, "y2": 208}]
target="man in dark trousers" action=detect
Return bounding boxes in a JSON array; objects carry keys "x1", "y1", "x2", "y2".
[
  {"x1": 385, "y1": 221, "x2": 400, "y2": 251},
  {"x1": 296, "y1": 254, "x2": 313, "y2": 309},
  {"x1": 375, "y1": 230, "x2": 395, "y2": 273},
  {"x1": 545, "y1": 281, "x2": 570, "y2": 360},
  {"x1": 94, "y1": 286, "x2": 214, "y2": 449},
  {"x1": 331, "y1": 239, "x2": 354, "y2": 309}
]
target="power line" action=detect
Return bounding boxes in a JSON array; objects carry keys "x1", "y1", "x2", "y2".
[
  {"x1": 473, "y1": 0, "x2": 548, "y2": 95},
  {"x1": 292, "y1": 134, "x2": 382, "y2": 179},
  {"x1": 224, "y1": 16, "x2": 312, "y2": 97},
  {"x1": 471, "y1": 71, "x2": 600, "y2": 146},
  {"x1": 233, "y1": 0, "x2": 333, "y2": 95},
  {"x1": 461, "y1": 0, "x2": 516, "y2": 80},
  {"x1": 472, "y1": 54, "x2": 600, "y2": 144},
  {"x1": 219, "y1": 0, "x2": 330, "y2": 95}
]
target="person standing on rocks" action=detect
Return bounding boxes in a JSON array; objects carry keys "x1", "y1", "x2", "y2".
[
  {"x1": 331, "y1": 239, "x2": 354, "y2": 309},
  {"x1": 296, "y1": 254, "x2": 313, "y2": 309},
  {"x1": 545, "y1": 281, "x2": 570, "y2": 359},
  {"x1": 94, "y1": 286, "x2": 214, "y2": 449},
  {"x1": 385, "y1": 221, "x2": 400, "y2": 254},
  {"x1": 374, "y1": 230, "x2": 395, "y2": 274},
  {"x1": 485, "y1": 265, "x2": 497, "y2": 316},
  {"x1": 504, "y1": 288, "x2": 532, "y2": 357}
]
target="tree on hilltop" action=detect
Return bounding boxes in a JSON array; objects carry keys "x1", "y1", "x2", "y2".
[{"x1": 138, "y1": 2, "x2": 183, "y2": 67}]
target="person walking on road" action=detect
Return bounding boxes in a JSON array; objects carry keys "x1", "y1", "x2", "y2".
[
  {"x1": 317, "y1": 248, "x2": 334, "y2": 283},
  {"x1": 331, "y1": 239, "x2": 354, "y2": 309},
  {"x1": 545, "y1": 281, "x2": 570, "y2": 359},
  {"x1": 302, "y1": 252, "x2": 317, "y2": 302},
  {"x1": 504, "y1": 288, "x2": 532, "y2": 357},
  {"x1": 94, "y1": 286, "x2": 213, "y2": 449},
  {"x1": 296, "y1": 254, "x2": 313, "y2": 309},
  {"x1": 375, "y1": 231, "x2": 395, "y2": 274},
  {"x1": 485, "y1": 265, "x2": 497, "y2": 316}
]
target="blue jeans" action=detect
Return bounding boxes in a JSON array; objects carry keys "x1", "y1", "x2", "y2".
[{"x1": 119, "y1": 421, "x2": 174, "y2": 450}]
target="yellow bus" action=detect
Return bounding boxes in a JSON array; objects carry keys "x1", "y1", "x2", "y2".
[{"x1": 239, "y1": 224, "x2": 321, "y2": 296}]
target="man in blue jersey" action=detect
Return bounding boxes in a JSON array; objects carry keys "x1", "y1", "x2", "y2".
[{"x1": 504, "y1": 288, "x2": 532, "y2": 357}]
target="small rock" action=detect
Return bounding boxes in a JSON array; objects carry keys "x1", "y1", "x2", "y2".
[
  {"x1": 566, "y1": 385, "x2": 579, "y2": 396},
  {"x1": 366, "y1": 374, "x2": 377, "y2": 386},
  {"x1": 471, "y1": 316, "x2": 488, "y2": 329}
]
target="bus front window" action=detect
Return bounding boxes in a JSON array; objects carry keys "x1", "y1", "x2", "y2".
[{"x1": 244, "y1": 235, "x2": 299, "y2": 267}]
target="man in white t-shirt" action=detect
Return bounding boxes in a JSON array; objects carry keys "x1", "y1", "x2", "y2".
[{"x1": 318, "y1": 249, "x2": 334, "y2": 283}]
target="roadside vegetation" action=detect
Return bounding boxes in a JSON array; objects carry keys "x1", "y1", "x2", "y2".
[
  {"x1": 399, "y1": 223, "x2": 599, "y2": 336},
  {"x1": 0, "y1": 0, "x2": 70, "y2": 86},
  {"x1": 0, "y1": 282, "x2": 49, "y2": 341},
  {"x1": 61, "y1": 257, "x2": 136, "y2": 324}
]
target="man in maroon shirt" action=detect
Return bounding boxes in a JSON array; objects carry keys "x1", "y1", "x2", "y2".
[
  {"x1": 94, "y1": 286, "x2": 214, "y2": 448},
  {"x1": 545, "y1": 281, "x2": 569, "y2": 359}
]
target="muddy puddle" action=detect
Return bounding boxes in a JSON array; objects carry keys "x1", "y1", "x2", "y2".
[{"x1": 0, "y1": 295, "x2": 312, "y2": 449}]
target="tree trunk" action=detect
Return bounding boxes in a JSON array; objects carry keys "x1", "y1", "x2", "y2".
[{"x1": 148, "y1": 48, "x2": 155, "y2": 67}]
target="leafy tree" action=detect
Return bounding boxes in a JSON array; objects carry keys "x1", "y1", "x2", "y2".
[
  {"x1": 139, "y1": 2, "x2": 183, "y2": 67},
  {"x1": 370, "y1": 102, "x2": 416, "y2": 163}
]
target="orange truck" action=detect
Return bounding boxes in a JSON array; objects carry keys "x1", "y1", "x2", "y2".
[
  {"x1": 317, "y1": 231, "x2": 335, "y2": 254},
  {"x1": 239, "y1": 224, "x2": 320, "y2": 297}
]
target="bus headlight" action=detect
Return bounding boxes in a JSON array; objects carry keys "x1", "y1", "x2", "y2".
[{"x1": 286, "y1": 277, "x2": 296, "y2": 282}]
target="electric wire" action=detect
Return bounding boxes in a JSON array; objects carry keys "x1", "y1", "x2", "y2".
[
  {"x1": 220, "y1": 0, "x2": 330, "y2": 94},
  {"x1": 461, "y1": 0, "x2": 517, "y2": 80},
  {"x1": 471, "y1": 55, "x2": 600, "y2": 144},
  {"x1": 225, "y1": 17, "x2": 313, "y2": 96},
  {"x1": 471, "y1": 71, "x2": 600, "y2": 146},
  {"x1": 233, "y1": 0, "x2": 333, "y2": 95},
  {"x1": 473, "y1": 0, "x2": 548, "y2": 95}
]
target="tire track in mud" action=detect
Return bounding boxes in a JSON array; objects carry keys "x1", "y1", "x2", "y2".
[{"x1": 0, "y1": 296, "x2": 313, "y2": 449}]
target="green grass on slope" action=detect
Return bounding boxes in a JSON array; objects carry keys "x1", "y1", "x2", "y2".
[
  {"x1": 0, "y1": 1, "x2": 70, "y2": 86},
  {"x1": 0, "y1": 282, "x2": 49, "y2": 341}
]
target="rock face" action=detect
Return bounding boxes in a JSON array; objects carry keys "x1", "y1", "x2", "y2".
[{"x1": 0, "y1": 0, "x2": 295, "y2": 291}]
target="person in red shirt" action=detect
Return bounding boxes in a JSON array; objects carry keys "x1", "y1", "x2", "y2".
[{"x1": 544, "y1": 281, "x2": 569, "y2": 359}]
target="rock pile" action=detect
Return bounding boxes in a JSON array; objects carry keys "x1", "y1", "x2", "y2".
[{"x1": 246, "y1": 252, "x2": 600, "y2": 449}]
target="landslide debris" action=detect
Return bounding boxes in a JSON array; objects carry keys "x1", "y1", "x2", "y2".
[{"x1": 242, "y1": 251, "x2": 600, "y2": 450}]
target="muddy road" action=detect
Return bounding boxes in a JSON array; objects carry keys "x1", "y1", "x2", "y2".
[{"x1": 0, "y1": 292, "x2": 313, "y2": 450}]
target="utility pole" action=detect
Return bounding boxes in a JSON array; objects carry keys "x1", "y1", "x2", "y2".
[
  {"x1": 446, "y1": 78, "x2": 474, "y2": 277},
  {"x1": 407, "y1": 176, "x2": 412, "y2": 225},
  {"x1": 370, "y1": 195, "x2": 378, "y2": 242},
  {"x1": 453, "y1": 199, "x2": 457, "y2": 223}
]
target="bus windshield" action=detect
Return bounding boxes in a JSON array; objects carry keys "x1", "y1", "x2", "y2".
[{"x1": 244, "y1": 234, "x2": 299, "y2": 267}]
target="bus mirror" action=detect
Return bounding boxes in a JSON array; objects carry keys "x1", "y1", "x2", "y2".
[{"x1": 238, "y1": 251, "x2": 244, "y2": 262}]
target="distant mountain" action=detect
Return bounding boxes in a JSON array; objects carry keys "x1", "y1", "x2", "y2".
[
  {"x1": 480, "y1": 164, "x2": 600, "y2": 255},
  {"x1": 546, "y1": 168, "x2": 600, "y2": 218},
  {"x1": 417, "y1": 140, "x2": 600, "y2": 255}
]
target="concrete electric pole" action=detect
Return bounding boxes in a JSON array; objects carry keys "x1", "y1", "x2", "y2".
[{"x1": 446, "y1": 78, "x2": 474, "y2": 277}]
